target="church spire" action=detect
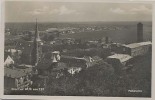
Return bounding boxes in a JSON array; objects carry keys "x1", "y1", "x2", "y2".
[
  {"x1": 35, "y1": 19, "x2": 41, "y2": 42},
  {"x1": 31, "y1": 19, "x2": 40, "y2": 66}
]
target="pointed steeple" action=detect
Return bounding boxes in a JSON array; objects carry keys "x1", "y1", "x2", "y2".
[
  {"x1": 31, "y1": 19, "x2": 40, "y2": 66},
  {"x1": 35, "y1": 19, "x2": 41, "y2": 42}
]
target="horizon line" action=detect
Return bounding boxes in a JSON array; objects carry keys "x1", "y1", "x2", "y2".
[{"x1": 5, "y1": 20, "x2": 152, "y2": 23}]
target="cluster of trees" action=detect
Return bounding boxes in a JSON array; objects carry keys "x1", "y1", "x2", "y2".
[
  {"x1": 42, "y1": 34, "x2": 55, "y2": 42},
  {"x1": 6, "y1": 52, "x2": 151, "y2": 97},
  {"x1": 44, "y1": 60, "x2": 115, "y2": 96},
  {"x1": 42, "y1": 54, "x2": 151, "y2": 97},
  {"x1": 42, "y1": 31, "x2": 60, "y2": 42},
  {"x1": 62, "y1": 48, "x2": 111, "y2": 59}
]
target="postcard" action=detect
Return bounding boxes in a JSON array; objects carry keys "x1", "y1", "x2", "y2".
[{"x1": 1, "y1": 0, "x2": 155, "y2": 100}]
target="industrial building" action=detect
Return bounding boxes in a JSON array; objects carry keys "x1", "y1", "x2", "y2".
[{"x1": 122, "y1": 41, "x2": 151, "y2": 57}]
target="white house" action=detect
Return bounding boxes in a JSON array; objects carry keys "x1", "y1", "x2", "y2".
[
  {"x1": 107, "y1": 54, "x2": 132, "y2": 66},
  {"x1": 68, "y1": 67, "x2": 82, "y2": 75},
  {"x1": 4, "y1": 55, "x2": 14, "y2": 67}
]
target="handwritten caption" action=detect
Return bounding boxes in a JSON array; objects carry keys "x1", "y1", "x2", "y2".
[
  {"x1": 11, "y1": 88, "x2": 44, "y2": 91},
  {"x1": 128, "y1": 90, "x2": 142, "y2": 93}
]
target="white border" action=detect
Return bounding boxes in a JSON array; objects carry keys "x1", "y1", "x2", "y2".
[{"x1": 1, "y1": 0, "x2": 155, "y2": 100}]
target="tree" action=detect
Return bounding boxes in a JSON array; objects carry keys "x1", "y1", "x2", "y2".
[{"x1": 48, "y1": 35, "x2": 55, "y2": 41}]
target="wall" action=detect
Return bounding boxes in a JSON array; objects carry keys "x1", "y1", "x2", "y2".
[{"x1": 123, "y1": 45, "x2": 151, "y2": 57}]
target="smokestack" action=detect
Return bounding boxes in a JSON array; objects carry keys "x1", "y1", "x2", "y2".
[{"x1": 137, "y1": 22, "x2": 143, "y2": 42}]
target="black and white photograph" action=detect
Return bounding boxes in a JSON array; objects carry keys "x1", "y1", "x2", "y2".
[{"x1": 3, "y1": 0, "x2": 153, "y2": 98}]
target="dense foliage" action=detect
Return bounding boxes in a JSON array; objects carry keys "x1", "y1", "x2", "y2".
[{"x1": 44, "y1": 54, "x2": 151, "y2": 97}]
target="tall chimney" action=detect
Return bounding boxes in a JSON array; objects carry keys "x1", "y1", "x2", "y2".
[{"x1": 137, "y1": 22, "x2": 143, "y2": 42}]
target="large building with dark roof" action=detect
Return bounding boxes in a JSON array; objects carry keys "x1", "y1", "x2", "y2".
[{"x1": 122, "y1": 41, "x2": 151, "y2": 57}]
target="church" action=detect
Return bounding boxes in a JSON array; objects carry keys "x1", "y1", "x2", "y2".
[{"x1": 18, "y1": 19, "x2": 43, "y2": 65}]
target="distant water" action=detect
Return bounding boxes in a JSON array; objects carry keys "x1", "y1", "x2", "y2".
[{"x1": 5, "y1": 21, "x2": 152, "y2": 44}]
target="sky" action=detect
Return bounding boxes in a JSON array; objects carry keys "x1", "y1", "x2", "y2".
[{"x1": 5, "y1": 1, "x2": 152, "y2": 22}]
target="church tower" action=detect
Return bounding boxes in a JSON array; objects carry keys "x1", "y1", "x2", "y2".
[{"x1": 31, "y1": 19, "x2": 41, "y2": 66}]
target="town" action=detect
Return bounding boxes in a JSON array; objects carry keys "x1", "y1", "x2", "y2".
[{"x1": 4, "y1": 21, "x2": 152, "y2": 96}]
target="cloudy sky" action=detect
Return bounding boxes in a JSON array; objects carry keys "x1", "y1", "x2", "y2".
[{"x1": 5, "y1": 1, "x2": 152, "y2": 22}]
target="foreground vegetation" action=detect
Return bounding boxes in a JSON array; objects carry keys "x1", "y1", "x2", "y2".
[
  {"x1": 7, "y1": 53, "x2": 151, "y2": 97},
  {"x1": 44, "y1": 54, "x2": 151, "y2": 97}
]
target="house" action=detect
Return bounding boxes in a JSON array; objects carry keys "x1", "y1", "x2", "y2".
[
  {"x1": 4, "y1": 65, "x2": 33, "y2": 90},
  {"x1": 37, "y1": 58, "x2": 68, "y2": 77},
  {"x1": 62, "y1": 38, "x2": 75, "y2": 45},
  {"x1": 99, "y1": 37, "x2": 112, "y2": 44},
  {"x1": 68, "y1": 67, "x2": 82, "y2": 75},
  {"x1": 122, "y1": 41, "x2": 152, "y2": 57},
  {"x1": 37, "y1": 51, "x2": 101, "y2": 76},
  {"x1": 61, "y1": 55, "x2": 88, "y2": 68},
  {"x1": 37, "y1": 54, "x2": 84, "y2": 76},
  {"x1": 6, "y1": 49, "x2": 20, "y2": 55},
  {"x1": 4, "y1": 49, "x2": 22, "y2": 64},
  {"x1": 37, "y1": 51, "x2": 66, "y2": 76},
  {"x1": 51, "y1": 51, "x2": 61, "y2": 62},
  {"x1": 92, "y1": 56, "x2": 103, "y2": 62},
  {"x1": 52, "y1": 62, "x2": 68, "y2": 78},
  {"x1": 37, "y1": 51, "x2": 88, "y2": 77},
  {"x1": 83, "y1": 56, "x2": 102, "y2": 68},
  {"x1": 53, "y1": 38, "x2": 63, "y2": 45},
  {"x1": 106, "y1": 54, "x2": 132, "y2": 68},
  {"x1": 18, "y1": 64, "x2": 33, "y2": 68},
  {"x1": 101, "y1": 44, "x2": 111, "y2": 49},
  {"x1": 86, "y1": 41, "x2": 99, "y2": 47},
  {"x1": 61, "y1": 55, "x2": 102, "y2": 68},
  {"x1": 4, "y1": 54, "x2": 14, "y2": 67},
  {"x1": 50, "y1": 41, "x2": 56, "y2": 45}
]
